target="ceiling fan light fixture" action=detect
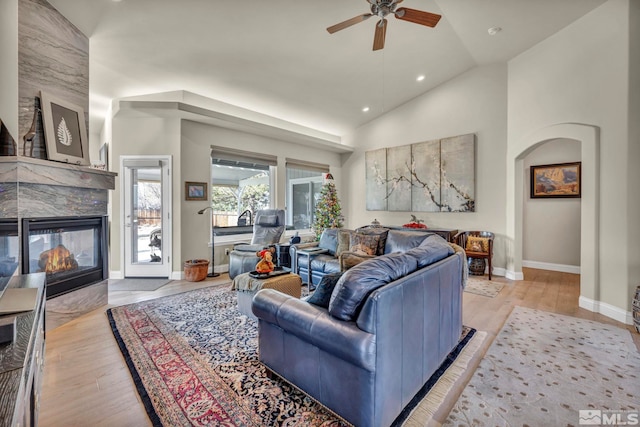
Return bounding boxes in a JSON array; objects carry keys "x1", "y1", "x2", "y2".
[
  {"x1": 362, "y1": 106, "x2": 371, "y2": 113},
  {"x1": 416, "y1": 74, "x2": 426, "y2": 82}
]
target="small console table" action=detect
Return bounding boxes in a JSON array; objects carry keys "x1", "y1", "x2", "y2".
[{"x1": 0, "y1": 273, "x2": 46, "y2": 427}]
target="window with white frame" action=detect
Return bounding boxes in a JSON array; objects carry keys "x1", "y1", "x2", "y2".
[
  {"x1": 285, "y1": 159, "x2": 329, "y2": 231},
  {"x1": 210, "y1": 147, "x2": 276, "y2": 232}
]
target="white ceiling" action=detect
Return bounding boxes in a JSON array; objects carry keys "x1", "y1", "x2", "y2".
[{"x1": 47, "y1": 0, "x2": 606, "y2": 139}]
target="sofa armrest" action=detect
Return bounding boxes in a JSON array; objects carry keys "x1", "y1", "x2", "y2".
[
  {"x1": 232, "y1": 243, "x2": 271, "y2": 253},
  {"x1": 289, "y1": 241, "x2": 320, "y2": 272},
  {"x1": 253, "y1": 289, "x2": 376, "y2": 371},
  {"x1": 339, "y1": 251, "x2": 375, "y2": 271}
]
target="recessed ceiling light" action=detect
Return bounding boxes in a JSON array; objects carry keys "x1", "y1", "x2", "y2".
[
  {"x1": 416, "y1": 75, "x2": 426, "y2": 82},
  {"x1": 362, "y1": 106, "x2": 370, "y2": 113},
  {"x1": 488, "y1": 27, "x2": 502, "y2": 35}
]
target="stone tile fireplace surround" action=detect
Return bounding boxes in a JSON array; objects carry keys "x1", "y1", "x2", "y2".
[{"x1": 0, "y1": 156, "x2": 116, "y2": 329}]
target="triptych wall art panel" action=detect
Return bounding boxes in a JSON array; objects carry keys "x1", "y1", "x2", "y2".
[{"x1": 365, "y1": 133, "x2": 475, "y2": 212}]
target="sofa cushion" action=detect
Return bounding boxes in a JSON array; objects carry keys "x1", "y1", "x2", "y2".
[
  {"x1": 298, "y1": 253, "x2": 340, "y2": 271},
  {"x1": 328, "y1": 252, "x2": 419, "y2": 321},
  {"x1": 349, "y1": 233, "x2": 380, "y2": 256},
  {"x1": 306, "y1": 272, "x2": 343, "y2": 308},
  {"x1": 405, "y1": 234, "x2": 454, "y2": 268},
  {"x1": 384, "y1": 230, "x2": 430, "y2": 253},
  {"x1": 318, "y1": 229, "x2": 339, "y2": 255}
]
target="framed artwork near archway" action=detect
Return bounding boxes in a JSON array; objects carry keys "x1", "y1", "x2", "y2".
[{"x1": 530, "y1": 162, "x2": 581, "y2": 199}]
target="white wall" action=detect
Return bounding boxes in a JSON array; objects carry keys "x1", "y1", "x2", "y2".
[
  {"x1": 181, "y1": 120, "x2": 343, "y2": 269},
  {"x1": 0, "y1": 0, "x2": 18, "y2": 139},
  {"x1": 627, "y1": 0, "x2": 640, "y2": 314},
  {"x1": 110, "y1": 116, "x2": 182, "y2": 275},
  {"x1": 507, "y1": 0, "x2": 632, "y2": 314},
  {"x1": 523, "y1": 139, "x2": 581, "y2": 268},
  {"x1": 342, "y1": 63, "x2": 509, "y2": 271}
]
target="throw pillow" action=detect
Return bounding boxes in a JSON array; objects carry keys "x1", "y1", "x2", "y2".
[
  {"x1": 318, "y1": 228, "x2": 339, "y2": 255},
  {"x1": 466, "y1": 236, "x2": 489, "y2": 253},
  {"x1": 306, "y1": 272, "x2": 343, "y2": 308},
  {"x1": 354, "y1": 227, "x2": 389, "y2": 255},
  {"x1": 349, "y1": 233, "x2": 380, "y2": 256},
  {"x1": 336, "y1": 229, "x2": 353, "y2": 258}
]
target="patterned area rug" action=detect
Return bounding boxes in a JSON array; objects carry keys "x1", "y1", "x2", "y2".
[
  {"x1": 445, "y1": 306, "x2": 640, "y2": 426},
  {"x1": 464, "y1": 276, "x2": 504, "y2": 298},
  {"x1": 107, "y1": 283, "x2": 485, "y2": 426}
]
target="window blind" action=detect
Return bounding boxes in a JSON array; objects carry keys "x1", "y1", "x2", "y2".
[
  {"x1": 285, "y1": 158, "x2": 329, "y2": 173},
  {"x1": 211, "y1": 146, "x2": 277, "y2": 169}
]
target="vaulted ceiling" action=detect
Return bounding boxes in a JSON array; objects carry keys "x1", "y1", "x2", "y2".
[{"x1": 47, "y1": 0, "x2": 606, "y2": 138}]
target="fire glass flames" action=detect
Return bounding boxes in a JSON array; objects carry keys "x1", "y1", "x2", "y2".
[{"x1": 38, "y1": 244, "x2": 79, "y2": 274}]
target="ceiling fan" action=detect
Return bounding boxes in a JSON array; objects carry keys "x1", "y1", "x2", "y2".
[{"x1": 327, "y1": 0, "x2": 441, "y2": 51}]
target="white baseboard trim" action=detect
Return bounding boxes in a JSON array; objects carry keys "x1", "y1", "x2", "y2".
[
  {"x1": 579, "y1": 296, "x2": 633, "y2": 325},
  {"x1": 504, "y1": 269, "x2": 524, "y2": 281},
  {"x1": 523, "y1": 260, "x2": 580, "y2": 274},
  {"x1": 171, "y1": 271, "x2": 184, "y2": 280},
  {"x1": 211, "y1": 264, "x2": 229, "y2": 274},
  {"x1": 109, "y1": 271, "x2": 123, "y2": 280}
]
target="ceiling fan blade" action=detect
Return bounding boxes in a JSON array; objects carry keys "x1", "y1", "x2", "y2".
[
  {"x1": 394, "y1": 7, "x2": 441, "y2": 27},
  {"x1": 327, "y1": 13, "x2": 373, "y2": 34},
  {"x1": 373, "y1": 19, "x2": 387, "y2": 51}
]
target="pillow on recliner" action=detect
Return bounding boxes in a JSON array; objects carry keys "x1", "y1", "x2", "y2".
[
  {"x1": 306, "y1": 272, "x2": 343, "y2": 308},
  {"x1": 328, "y1": 252, "x2": 418, "y2": 321},
  {"x1": 257, "y1": 214, "x2": 278, "y2": 226}
]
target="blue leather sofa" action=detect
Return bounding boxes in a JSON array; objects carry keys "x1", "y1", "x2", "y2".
[
  {"x1": 253, "y1": 235, "x2": 465, "y2": 427},
  {"x1": 291, "y1": 227, "x2": 434, "y2": 287}
]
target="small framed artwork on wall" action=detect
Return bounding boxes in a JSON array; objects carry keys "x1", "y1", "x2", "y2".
[
  {"x1": 530, "y1": 162, "x2": 581, "y2": 199},
  {"x1": 40, "y1": 91, "x2": 90, "y2": 165},
  {"x1": 185, "y1": 181, "x2": 207, "y2": 201}
]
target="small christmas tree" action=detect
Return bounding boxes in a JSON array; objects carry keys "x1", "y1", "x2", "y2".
[{"x1": 313, "y1": 180, "x2": 344, "y2": 240}]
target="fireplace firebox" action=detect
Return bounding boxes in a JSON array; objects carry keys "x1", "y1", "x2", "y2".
[
  {"x1": 0, "y1": 219, "x2": 19, "y2": 278},
  {"x1": 22, "y1": 216, "x2": 108, "y2": 298}
]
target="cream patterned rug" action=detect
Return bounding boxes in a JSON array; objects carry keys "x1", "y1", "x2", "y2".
[
  {"x1": 444, "y1": 306, "x2": 640, "y2": 426},
  {"x1": 464, "y1": 276, "x2": 504, "y2": 298}
]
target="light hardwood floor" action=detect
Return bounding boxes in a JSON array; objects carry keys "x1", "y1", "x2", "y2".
[{"x1": 39, "y1": 269, "x2": 639, "y2": 426}]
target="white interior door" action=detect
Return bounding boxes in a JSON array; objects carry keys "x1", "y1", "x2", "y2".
[{"x1": 122, "y1": 156, "x2": 172, "y2": 277}]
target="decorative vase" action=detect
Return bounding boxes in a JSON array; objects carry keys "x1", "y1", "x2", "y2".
[
  {"x1": 468, "y1": 257, "x2": 486, "y2": 276},
  {"x1": 22, "y1": 97, "x2": 47, "y2": 159},
  {"x1": 633, "y1": 285, "x2": 640, "y2": 333},
  {"x1": 184, "y1": 259, "x2": 209, "y2": 282}
]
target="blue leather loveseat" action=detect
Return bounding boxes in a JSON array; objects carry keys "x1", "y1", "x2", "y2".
[
  {"x1": 253, "y1": 234, "x2": 465, "y2": 427},
  {"x1": 291, "y1": 226, "x2": 435, "y2": 287}
]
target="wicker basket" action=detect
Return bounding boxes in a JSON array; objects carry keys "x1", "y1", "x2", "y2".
[{"x1": 184, "y1": 259, "x2": 209, "y2": 282}]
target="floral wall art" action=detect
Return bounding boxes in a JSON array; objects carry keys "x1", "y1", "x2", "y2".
[{"x1": 365, "y1": 133, "x2": 475, "y2": 212}]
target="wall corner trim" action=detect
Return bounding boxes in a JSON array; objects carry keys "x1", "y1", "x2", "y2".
[
  {"x1": 505, "y1": 269, "x2": 524, "y2": 281},
  {"x1": 578, "y1": 296, "x2": 633, "y2": 325}
]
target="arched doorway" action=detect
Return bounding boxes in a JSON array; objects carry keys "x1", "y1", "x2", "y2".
[{"x1": 508, "y1": 123, "x2": 599, "y2": 305}]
